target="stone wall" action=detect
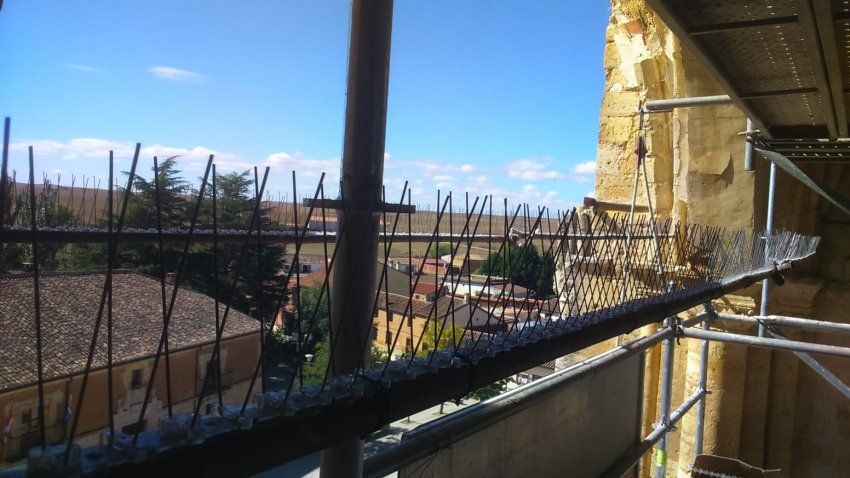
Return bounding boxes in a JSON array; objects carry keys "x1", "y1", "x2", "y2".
[{"x1": 591, "y1": 1, "x2": 850, "y2": 476}]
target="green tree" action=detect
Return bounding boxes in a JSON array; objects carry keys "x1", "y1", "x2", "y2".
[
  {"x1": 14, "y1": 179, "x2": 75, "y2": 270},
  {"x1": 425, "y1": 242, "x2": 452, "y2": 259},
  {"x1": 61, "y1": 158, "x2": 190, "y2": 273},
  {"x1": 292, "y1": 285, "x2": 331, "y2": 340},
  {"x1": 465, "y1": 380, "x2": 508, "y2": 401},
  {"x1": 0, "y1": 174, "x2": 25, "y2": 273},
  {"x1": 124, "y1": 156, "x2": 190, "y2": 229},
  {"x1": 420, "y1": 320, "x2": 465, "y2": 354},
  {"x1": 476, "y1": 244, "x2": 555, "y2": 297},
  {"x1": 300, "y1": 339, "x2": 330, "y2": 387},
  {"x1": 60, "y1": 165, "x2": 287, "y2": 324}
]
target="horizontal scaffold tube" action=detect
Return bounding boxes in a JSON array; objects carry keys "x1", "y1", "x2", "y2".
[
  {"x1": 680, "y1": 327, "x2": 850, "y2": 358},
  {"x1": 643, "y1": 95, "x2": 732, "y2": 112},
  {"x1": 716, "y1": 312, "x2": 850, "y2": 336}
]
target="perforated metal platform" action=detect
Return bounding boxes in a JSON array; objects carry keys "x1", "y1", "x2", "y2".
[{"x1": 648, "y1": 0, "x2": 850, "y2": 153}]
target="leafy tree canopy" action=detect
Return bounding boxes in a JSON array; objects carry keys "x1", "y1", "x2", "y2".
[{"x1": 476, "y1": 244, "x2": 555, "y2": 298}]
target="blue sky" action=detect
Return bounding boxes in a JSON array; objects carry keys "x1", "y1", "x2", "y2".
[{"x1": 0, "y1": 1, "x2": 609, "y2": 210}]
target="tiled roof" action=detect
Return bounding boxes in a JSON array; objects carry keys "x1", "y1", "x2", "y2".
[
  {"x1": 0, "y1": 270, "x2": 259, "y2": 392},
  {"x1": 413, "y1": 282, "x2": 441, "y2": 294},
  {"x1": 297, "y1": 262, "x2": 412, "y2": 296},
  {"x1": 377, "y1": 291, "x2": 466, "y2": 320}
]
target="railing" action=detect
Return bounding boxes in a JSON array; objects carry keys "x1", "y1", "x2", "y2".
[{"x1": 0, "y1": 120, "x2": 820, "y2": 476}]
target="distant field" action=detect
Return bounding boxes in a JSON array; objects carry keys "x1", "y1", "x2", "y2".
[{"x1": 7, "y1": 182, "x2": 561, "y2": 236}]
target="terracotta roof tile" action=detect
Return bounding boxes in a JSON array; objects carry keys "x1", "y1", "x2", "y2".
[
  {"x1": 377, "y1": 291, "x2": 464, "y2": 320},
  {"x1": 0, "y1": 270, "x2": 259, "y2": 392}
]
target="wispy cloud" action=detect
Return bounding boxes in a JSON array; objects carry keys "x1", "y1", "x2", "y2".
[
  {"x1": 571, "y1": 160, "x2": 596, "y2": 175},
  {"x1": 62, "y1": 63, "x2": 108, "y2": 75},
  {"x1": 568, "y1": 160, "x2": 596, "y2": 184},
  {"x1": 265, "y1": 151, "x2": 341, "y2": 182},
  {"x1": 147, "y1": 66, "x2": 207, "y2": 84},
  {"x1": 506, "y1": 156, "x2": 565, "y2": 181},
  {"x1": 9, "y1": 138, "x2": 575, "y2": 208},
  {"x1": 10, "y1": 138, "x2": 252, "y2": 174}
]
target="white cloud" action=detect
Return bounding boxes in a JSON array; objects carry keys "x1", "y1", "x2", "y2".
[
  {"x1": 12, "y1": 138, "x2": 257, "y2": 177},
  {"x1": 566, "y1": 160, "x2": 596, "y2": 185},
  {"x1": 148, "y1": 66, "x2": 207, "y2": 83},
  {"x1": 13, "y1": 138, "x2": 134, "y2": 159},
  {"x1": 459, "y1": 163, "x2": 476, "y2": 173},
  {"x1": 431, "y1": 174, "x2": 454, "y2": 183},
  {"x1": 265, "y1": 151, "x2": 340, "y2": 182},
  {"x1": 62, "y1": 63, "x2": 108, "y2": 75},
  {"x1": 12, "y1": 138, "x2": 577, "y2": 209},
  {"x1": 571, "y1": 160, "x2": 596, "y2": 175},
  {"x1": 506, "y1": 157, "x2": 565, "y2": 180}
]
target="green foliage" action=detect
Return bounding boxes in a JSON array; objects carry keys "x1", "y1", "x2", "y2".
[
  {"x1": 476, "y1": 244, "x2": 555, "y2": 297},
  {"x1": 465, "y1": 379, "x2": 508, "y2": 401},
  {"x1": 13, "y1": 180, "x2": 75, "y2": 271},
  {"x1": 292, "y1": 285, "x2": 331, "y2": 341},
  {"x1": 300, "y1": 339, "x2": 330, "y2": 387},
  {"x1": 370, "y1": 344, "x2": 388, "y2": 364},
  {"x1": 425, "y1": 242, "x2": 452, "y2": 259},
  {"x1": 57, "y1": 162, "x2": 287, "y2": 322},
  {"x1": 124, "y1": 157, "x2": 190, "y2": 228},
  {"x1": 0, "y1": 175, "x2": 24, "y2": 273},
  {"x1": 268, "y1": 285, "x2": 333, "y2": 387},
  {"x1": 420, "y1": 320, "x2": 464, "y2": 354}
]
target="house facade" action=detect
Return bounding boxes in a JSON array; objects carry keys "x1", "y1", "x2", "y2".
[
  {"x1": 0, "y1": 271, "x2": 260, "y2": 462},
  {"x1": 372, "y1": 290, "x2": 490, "y2": 359}
]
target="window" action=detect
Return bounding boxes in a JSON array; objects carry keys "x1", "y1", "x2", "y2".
[
  {"x1": 405, "y1": 338, "x2": 412, "y2": 352},
  {"x1": 388, "y1": 313, "x2": 393, "y2": 322},
  {"x1": 372, "y1": 326, "x2": 378, "y2": 340},
  {"x1": 121, "y1": 419, "x2": 146, "y2": 435},
  {"x1": 201, "y1": 360, "x2": 222, "y2": 397},
  {"x1": 20, "y1": 408, "x2": 38, "y2": 434},
  {"x1": 407, "y1": 316, "x2": 413, "y2": 328},
  {"x1": 131, "y1": 369, "x2": 143, "y2": 389},
  {"x1": 385, "y1": 331, "x2": 392, "y2": 345},
  {"x1": 19, "y1": 407, "x2": 41, "y2": 451}
]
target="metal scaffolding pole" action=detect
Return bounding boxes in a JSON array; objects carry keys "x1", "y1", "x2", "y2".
[
  {"x1": 759, "y1": 161, "x2": 778, "y2": 337},
  {"x1": 744, "y1": 118, "x2": 756, "y2": 171},
  {"x1": 655, "y1": 283, "x2": 676, "y2": 478},
  {"x1": 602, "y1": 388, "x2": 706, "y2": 478},
  {"x1": 712, "y1": 311, "x2": 850, "y2": 400},
  {"x1": 321, "y1": 1, "x2": 394, "y2": 476},
  {"x1": 643, "y1": 95, "x2": 732, "y2": 113},
  {"x1": 693, "y1": 304, "x2": 712, "y2": 456},
  {"x1": 768, "y1": 327, "x2": 850, "y2": 401},
  {"x1": 716, "y1": 312, "x2": 850, "y2": 336},
  {"x1": 679, "y1": 327, "x2": 850, "y2": 359}
]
